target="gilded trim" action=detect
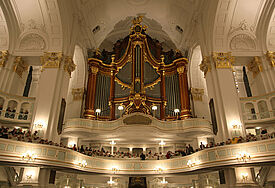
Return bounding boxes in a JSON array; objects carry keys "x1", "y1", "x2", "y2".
[{"x1": 212, "y1": 52, "x2": 234, "y2": 69}]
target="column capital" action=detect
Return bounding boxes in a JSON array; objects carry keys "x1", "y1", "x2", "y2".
[
  {"x1": 212, "y1": 52, "x2": 235, "y2": 69},
  {"x1": 0, "y1": 50, "x2": 9, "y2": 67},
  {"x1": 190, "y1": 88, "x2": 204, "y2": 101},
  {"x1": 176, "y1": 66, "x2": 185, "y2": 74},
  {"x1": 63, "y1": 56, "x2": 76, "y2": 76},
  {"x1": 41, "y1": 52, "x2": 63, "y2": 71},
  {"x1": 247, "y1": 56, "x2": 262, "y2": 78},
  {"x1": 266, "y1": 51, "x2": 275, "y2": 67},
  {"x1": 90, "y1": 66, "x2": 99, "y2": 74},
  {"x1": 71, "y1": 88, "x2": 84, "y2": 100},
  {"x1": 13, "y1": 56, "x2": 28, "y2": 77},
  {"x1": 199, "y1": 56, "x2": 211, "y2": 76}
]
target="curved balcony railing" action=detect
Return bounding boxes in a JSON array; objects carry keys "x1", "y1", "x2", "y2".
[
  {"x1": 63, "y1": 113, "x2": 213, "y2": 135},
  {"x1": 0, "y1": 138, "x2": 275, "y2": 175},
  {"x1": 0, "y1": 91, "x2": 35, "y2": 123},
  {"x1": 240, "y1": 91, "x2": 275, "y2": 123}
]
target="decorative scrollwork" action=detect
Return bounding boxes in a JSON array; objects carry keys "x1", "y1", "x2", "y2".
[
  {"x1": 0, "y1": 50, "x2": 9, "y2": 67},
  {"x1": 247, "y1": 56, "x2": 262, "y2": 78},
  {"x1": 212, "y1": 52, "x2": 234, "y2": 69}
]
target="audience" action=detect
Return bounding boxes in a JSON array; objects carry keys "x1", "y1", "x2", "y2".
[{"x1": 0, "y1": 126, "x2": 273, "y2": 160}]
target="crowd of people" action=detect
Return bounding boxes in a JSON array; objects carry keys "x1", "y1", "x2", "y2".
[
  {"x1": 0, "y1": 126, "x2": 273, "y2": 160},
  {"x1": 0, "y1": 105, "x2": 29, "y2": 120}
]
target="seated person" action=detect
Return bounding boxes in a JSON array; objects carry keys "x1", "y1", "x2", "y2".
[
  {"x1": 140, "y1": 153, "x2": 146, "y2": 160},
  {"x1": 18, "y1": 109, "x2": 24, "y2": 120},
  {"x1": 5, "y1": 107, "x2": 11, "y2": 118},
  {"x1": 23, "y1": 110, "x2": 29, "y2": 120},
  {"x1": 9, "y1": 109, "x2": 16, "y2": 119}
]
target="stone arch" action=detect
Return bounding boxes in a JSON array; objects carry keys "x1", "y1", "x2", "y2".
[
  {"x1": 0, "y1": 6, "x2": 9, "y2": 50},
  {"x1": 65, "y1": 45, "x2": 86, "y2": 119},
  {"x1": 266, "y1": 4, "x2": 275, "y2": 51},
  {"x1": 189, "y1": 45, "x2": 209, "y2": 119}
]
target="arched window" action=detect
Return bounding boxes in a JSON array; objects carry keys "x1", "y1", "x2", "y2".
[
  {"x1": 5, "y1": 100, "x2": 18, "y2": 119},
  {"x1": 19, "y1": 102, "x2": 30, "y2": 120},
  {"x1": 244, "y1": 103, "x2": 256, "y2": 120},
  {"x1": 258, "y1": 100, "x2": 270, "y2": 119}
]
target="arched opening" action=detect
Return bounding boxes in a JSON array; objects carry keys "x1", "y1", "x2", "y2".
[
  {"x1": 0, "y1": 7, "x2": 9, "y2": 50},
  {"x1": 189, "y1": 45, "x2": 209, "y2": 119},
  {"x1": 18, "y1": 102, "x2": 30, "y2": 120},
  {"x1": 244, "y1": 103, "x2": 256, "y2": 120},
  {"x1": 258, "y1": 100, "x2": 270, "y2": 119},
  {"x1": 5, "y1": 100, "x2": 17, "y2": 119}
]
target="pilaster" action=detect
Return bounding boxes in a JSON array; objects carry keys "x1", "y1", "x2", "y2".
[{"x1": 32, "y1": 52, "x2": 75, "y2": 143}]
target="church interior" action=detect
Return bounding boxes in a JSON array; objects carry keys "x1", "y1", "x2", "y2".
[{"x1": 0, "y1": 0, "x2": 275, "y2": 187}]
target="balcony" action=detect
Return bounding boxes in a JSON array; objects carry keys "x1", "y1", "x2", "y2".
[
  {"x1": 240, "y1": 91, "x2": 275, "y2": 124},
  {"x1": 63, "y1": 113, "x2": 214, "y2": 143},
  {"x1": 0, "y1": 138, "x2": 275, "y2": 175},
  {"x1": 0, "y1": 91, "x2": 35, "y2": 124}
]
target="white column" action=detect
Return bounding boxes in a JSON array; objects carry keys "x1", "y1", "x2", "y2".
[
  {"x1": 29, "y1": 66, "x2": 41, "y2": 97},
  {"x1": 200, "y1": 56, "x2": 229, "y2": 141},
  {"x1": 8, "y1": 57, "x2": 28, "y2": 96},
  {"x1": 212, "y1": 53, "x2": 245, "y2": 138},
  {"x1": 155, "y1": 146, "x2": 159, "y2": 154},
  {"x1": 265, "y1": 52, "x2": 275, "y2": 91},
  {"x1": 38, "y1": 168, "x2": 51, "y2": 186},
  {"x1": 31, "y1": 53, "x2": 75, "y2": 143},
  {"x1": 111, "y1": 145, "x2": 114, "y2": 155},
  {"x1": 0, "y1": 55, "x2": 14, "y2": 92}
]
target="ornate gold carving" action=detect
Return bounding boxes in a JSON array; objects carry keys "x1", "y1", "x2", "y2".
[
  {"x1": 63, "y1": 56, "x2": 76, "y2": 76},
  {"x1": 144, "y1": 77, "x2": 161, "y2": 90},
  {"x1": 0, "y1": 50, "x2": 9, "y2": 67},
  {"x1": 130, "y1": 16, "x2": 147, "y2": 35},
  {"x1": 212, "y1": 52, "x2": 235, "y2": 69},
  {"x1": 266, "y1": 51, "x2": 275, "y2": 67},
  {"x1": 114, "y1": 77, "x2": 131, "y2": 90},
  {"x1": 72, "y1": 88, "x2": 84, "y2": 100},
  {"x1": 247, "y1": 56, "x2": 262, "y2": 78},
  {"x1": 191, "y1": 88, "x2": 204, "y2": 101},
  {"x1": 13, "y1": 57, "x2": 28, "y2": 77},
  {"x1": 199, "y1": 56, "x2": 211, "y2": 76},
  {"x1": 41, "y1": 52, "x2": 63, "y2": 71},
  {"x1": 177, "y1": 66, "x2": 185, "y2": 74},
  {"x1": 90, "y1": 66, "x2": 99, "y2": 74}
]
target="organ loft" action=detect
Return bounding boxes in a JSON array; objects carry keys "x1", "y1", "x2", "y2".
[{"x1": 84, "y1": 16, "x2": 191, "y2": 120}]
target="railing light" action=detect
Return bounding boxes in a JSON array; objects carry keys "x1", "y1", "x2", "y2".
[
  {"x1": 174, "y1": 109, "x2": 180, "y2": 113},
  {"x1": 236, "y1": 151, "x2": 251, "y2": 162},
  {"x1": 154, "y1": 167, "x2": 164, "y2": 173},
  {"x1": 118, "y1": 105, "x2": 124, "y2": 111},
  {"x1": 241, "y1": 172, "x2": 248, "y2": 182},
  {"x1": 22, "y1": 151, "x2": 37, "y2": 161}
]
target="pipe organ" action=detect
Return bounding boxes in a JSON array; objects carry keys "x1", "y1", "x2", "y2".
[{"x1": 84, "y1": 16, "x2": 191, "y2": 120}]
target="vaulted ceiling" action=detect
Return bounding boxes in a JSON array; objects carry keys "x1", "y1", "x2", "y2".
[{"x1": 0, "y1": 0, "x2": 275, "y2": 58}]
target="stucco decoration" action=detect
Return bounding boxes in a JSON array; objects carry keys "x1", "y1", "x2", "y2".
[
  {"x1": 21, "y1": 19, "x2": 46, "y2": 32},
  {"x1": 19, "y1": 33, "x2": 46, "y2": 50},
  {"x1": 247, "y1": 56, "x2": 262, "y2": 78},
  {"x1": 230, "y1": 34, "x2": 256, "y2": 51}
]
